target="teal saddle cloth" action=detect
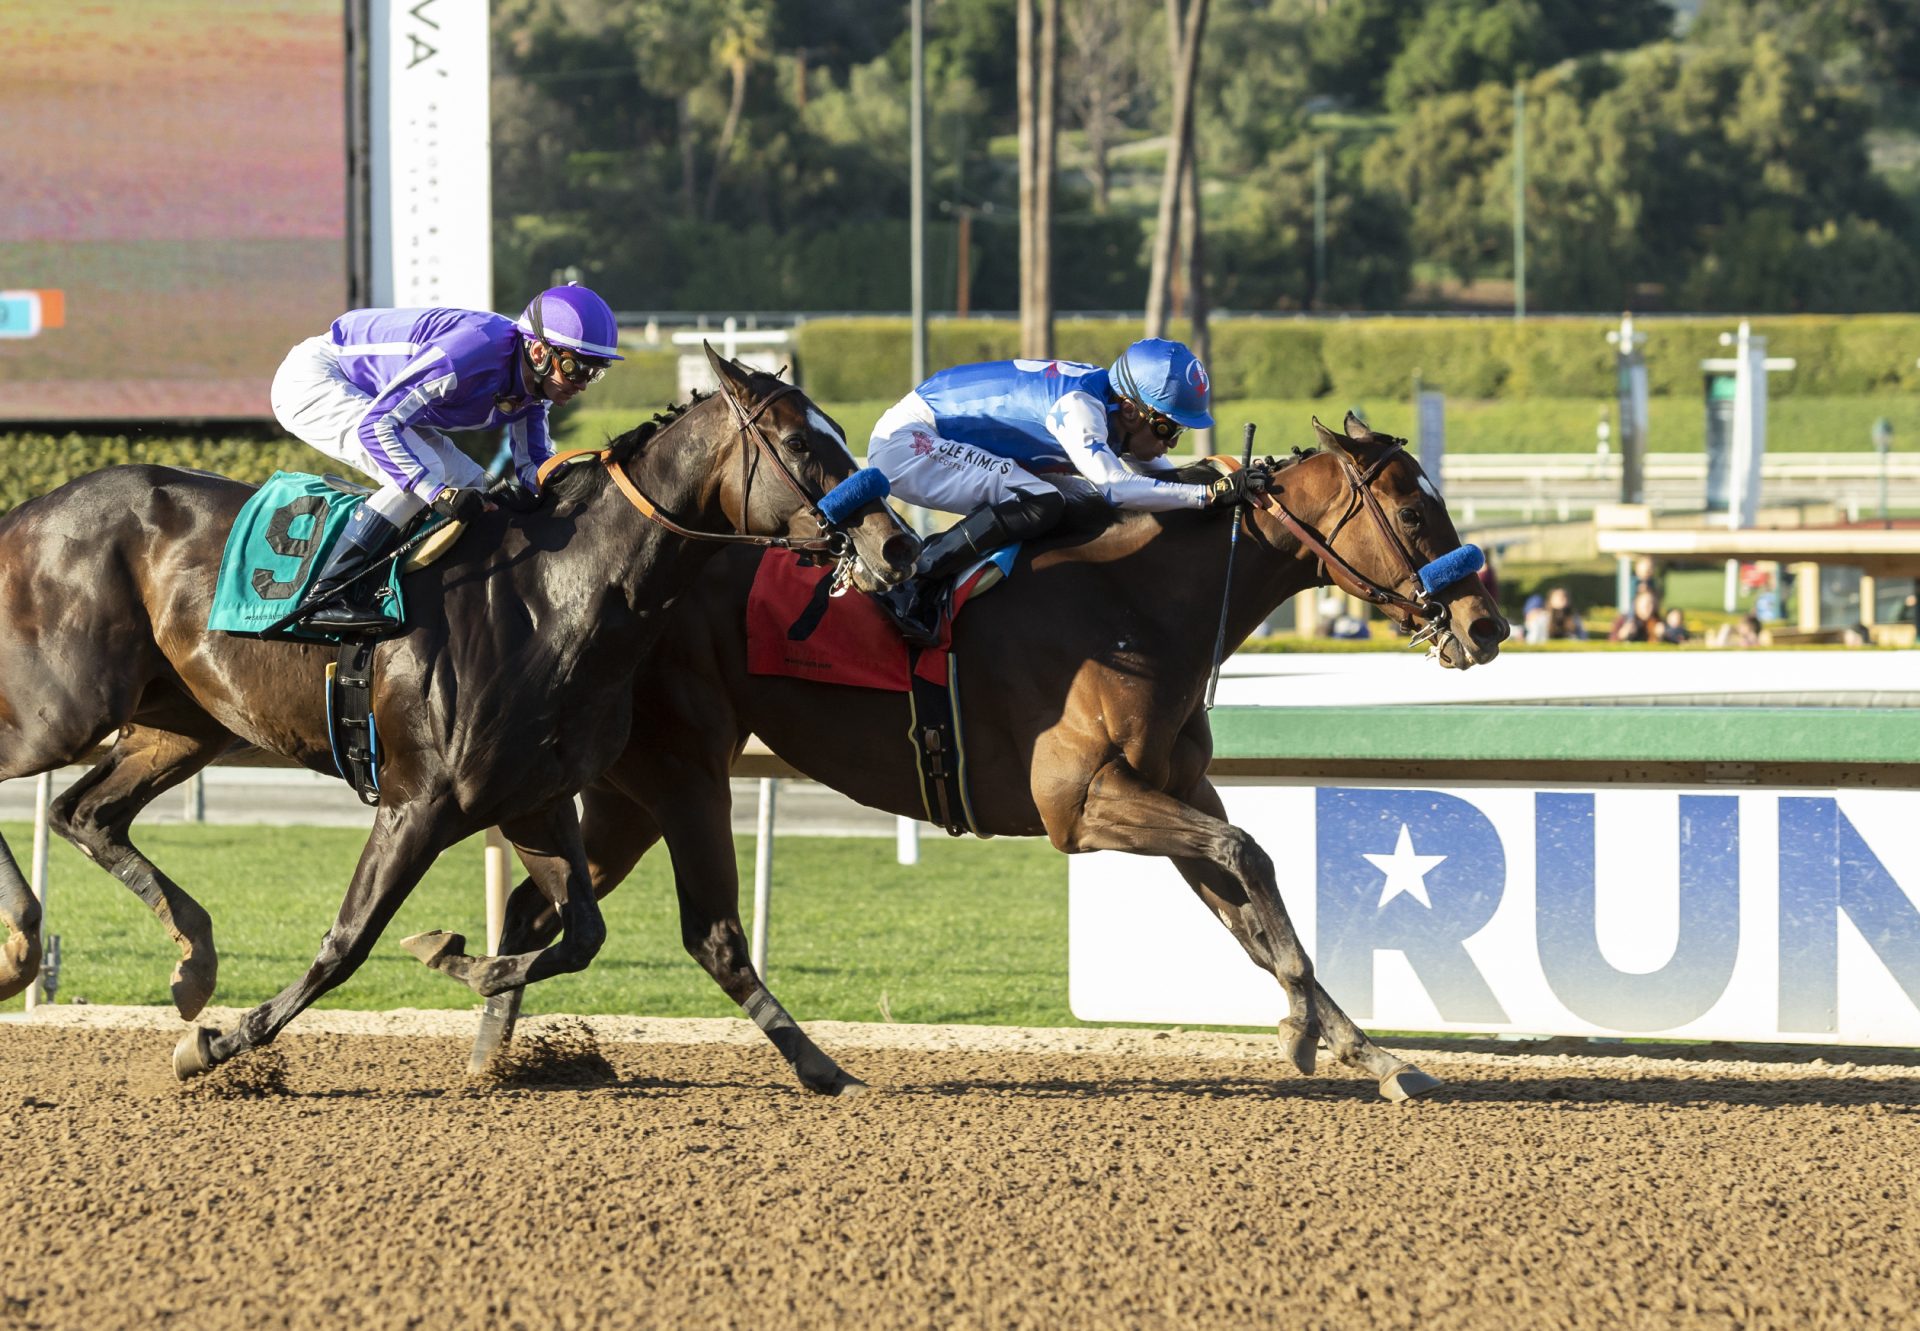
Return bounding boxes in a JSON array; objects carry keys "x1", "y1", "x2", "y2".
[{"x1": 207, "y1": 471, "x2": 425, "y2": 642}]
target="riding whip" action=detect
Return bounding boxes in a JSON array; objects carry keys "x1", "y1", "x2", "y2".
[{"x1": 1203, "y1": 422, "x2": 1257, "y2": 710}]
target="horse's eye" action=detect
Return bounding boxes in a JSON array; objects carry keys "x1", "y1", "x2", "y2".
[{"x1": 1398, "y1": 506, "x2": 1423, "y2": 527}]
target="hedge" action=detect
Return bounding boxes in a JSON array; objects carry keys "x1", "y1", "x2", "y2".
[{"x1": 793, "y1": 314, "x2": 1920, "y2": 403}]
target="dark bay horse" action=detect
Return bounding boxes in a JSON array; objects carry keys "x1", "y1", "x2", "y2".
[
  {"x1": 0, "y1": 351, "x2": 918, "y2": 1078},
  {"x1": 469, "y1": 414, "x2": 1509, "y2": 1101}
]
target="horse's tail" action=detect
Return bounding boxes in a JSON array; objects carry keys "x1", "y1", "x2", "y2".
[{"x1": 0, "y1": 830, "x2": 43, "y2": 1001}]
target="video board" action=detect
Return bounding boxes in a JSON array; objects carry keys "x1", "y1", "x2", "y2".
[{"x1": 0, "y1": 1, "x2": 350, "y2": 422}]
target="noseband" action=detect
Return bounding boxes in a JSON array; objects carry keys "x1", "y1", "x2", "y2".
[{"x1": 1253, "y1": 443, "x2": 1483, "y2": 645}]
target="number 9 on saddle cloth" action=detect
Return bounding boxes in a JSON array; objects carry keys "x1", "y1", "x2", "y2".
[{"x1": 206, "y1": 471, "x2": 460, "y2": 805}]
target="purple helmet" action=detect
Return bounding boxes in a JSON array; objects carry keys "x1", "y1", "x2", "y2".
[
  {"x1": 517, "y1": 282, "x2": 624, "y2": 361},
  {"x1": 1108, "y1": 337, "x2": 1213, "y2": 429}
]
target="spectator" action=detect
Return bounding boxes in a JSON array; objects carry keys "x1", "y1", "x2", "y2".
[
  {"x1": 1842, "y1": 622, "x2": 1871, "y2": 648},
  {"x1": 1711, "y1": 614, "x2": 1772, "y2": 649},
  {"x1": 1321, "y1": 594, "x2": 1372, "y2": 640},
  {"x1": 1522, "y1": 593, "x2": 1549, "y2": 645},
  {"x1": 1610, "y1": 587, "x2": 1661, "y2": 643},
  {"x1": 1658, "y1": 607, "x2": 1691, "y2": 645},
  {"x1": 1544, "y1": 586, "x2": 1587, "y2": 641}
]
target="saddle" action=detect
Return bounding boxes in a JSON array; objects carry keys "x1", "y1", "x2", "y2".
[
  {"x1": 746, "y1": 547, "x2": 1018, "y2": 837},
  {"x1": 209, "y1": 472, "x2": 476, "y2": 805}
]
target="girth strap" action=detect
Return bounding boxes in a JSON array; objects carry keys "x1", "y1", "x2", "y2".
[{"x1": 326, "y1": 641, "x2": 381, "y2": 806}]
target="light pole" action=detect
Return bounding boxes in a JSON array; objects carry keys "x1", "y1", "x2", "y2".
[{"x1": 1873, "y1": 416, "x2": 1893, "y2": 530}]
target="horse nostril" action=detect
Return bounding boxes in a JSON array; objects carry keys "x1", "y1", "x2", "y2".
[
  {"x1": 882, "y1": 533, "x2": 920, "y2": 571},
  {"x1": 1470, "y1": 616, "x2": 1504, "y2": 646}
]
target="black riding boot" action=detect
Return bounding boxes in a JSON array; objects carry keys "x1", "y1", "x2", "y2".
[
  {"x1": 880, "y1": 489, "x2": 1065, "y2": 645},
  {"x1": 299, "y1": 505, "x2": 406, "y2": 638}
]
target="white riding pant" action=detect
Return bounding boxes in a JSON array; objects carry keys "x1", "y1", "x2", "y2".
[
  {"x1": 270, "y1": 335, "x2": 490, "y2": 523},
  {"x1": 866, "y1": 392, "x2": 1058, "y2": 518}
]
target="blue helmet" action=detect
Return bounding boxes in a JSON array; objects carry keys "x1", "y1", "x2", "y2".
[
  {"x1": 1108, "y1": 338, "x2": 1213, "y2": 430},
  {"x1": 517, "y1": 282, "x2": 624, "y2": 361}
]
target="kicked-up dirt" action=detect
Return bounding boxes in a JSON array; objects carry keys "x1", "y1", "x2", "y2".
[{"x1": 0, "y1": 1012, "x2": 1915, "y2": 1330}]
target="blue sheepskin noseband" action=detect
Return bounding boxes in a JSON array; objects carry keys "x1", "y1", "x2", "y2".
[
  {"x1": 815, "y1": 467, "x2": 891, "y2": 527},
  {"x1": 1416, "y1": 543, "x2": 1484, "y2": 595},
  {"x1": 814, "y1": 466, "x2": 894, "y2": 530}
]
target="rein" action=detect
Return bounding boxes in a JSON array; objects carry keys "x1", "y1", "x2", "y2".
[{"x1": 536, "y1": 383, "x2": 846, "y2": 557}]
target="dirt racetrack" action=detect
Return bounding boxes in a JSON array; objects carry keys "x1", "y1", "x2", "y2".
[{"x1": 1, "y1": 1011, "x2": 1914, "y2": 1331}]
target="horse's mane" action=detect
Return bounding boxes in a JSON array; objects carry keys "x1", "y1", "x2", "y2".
[{"x1": 544, "y1": 389, "x2": 713, "y2": 503}]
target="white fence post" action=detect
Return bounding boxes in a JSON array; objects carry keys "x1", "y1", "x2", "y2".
[
  {"x1": 896, "y1": 816, "x2": 920, "y2": 866},
  {"x1": 27, "y1": 773, "x2": 50, "y2": 1011},
  {"x1": 751, "y1": 778, "x2": 777, "y2": 976},
  {"x1": 483, "y1": 827, "x2": 510, "y2": 954}
]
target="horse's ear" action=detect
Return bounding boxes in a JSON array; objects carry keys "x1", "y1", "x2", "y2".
[
  {"x1": 703, "y1": 341, "x2": 753, "y2": 403},
  {"x1": 1343, "y1": 410, "x2": 1373, "y2": 443},
  {"x1": 1310, "y1": 415, "x2": 1349, "y2": 453}
]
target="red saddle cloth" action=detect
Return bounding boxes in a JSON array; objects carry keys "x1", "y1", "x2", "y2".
[{"x1": 748, "y1": 550, "x2": 993, "y2": 691}]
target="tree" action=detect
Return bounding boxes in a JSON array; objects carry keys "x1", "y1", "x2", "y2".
[
  {"x1": 706, "y1": 0, "x2": 773, "y2": 220},
  {"x1": 1060, "y1": 0, "x2": 1152, "y2": 212},
  {"x1": 1210, "y1": 138, "x2": 1412, "y2": 310},
  {"x1": 1145, "y1": 0, "x2": 1208, "y2": 336},
  {"x1": 1015, "y1": 0, "x2": 1059, "y2": 355}
]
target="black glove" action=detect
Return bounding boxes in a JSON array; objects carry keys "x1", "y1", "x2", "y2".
[
  {"x1": 1205, "y1": 466, "x2": 1269, "y2": 508},
  {"x1": 486, "y1": 475, "x2": 543, "y2": 514},
  {"x1": 431, "y1": 486, "x2": 485, "y2": 525}
]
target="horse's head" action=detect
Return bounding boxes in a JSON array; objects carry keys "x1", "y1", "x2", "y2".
[
  {"x1": 704, "y1": 345, "x2": 919, "y2": 591},
  {"x1": 1251, "y1": 412, "x2": 1508, "y2": 669}
]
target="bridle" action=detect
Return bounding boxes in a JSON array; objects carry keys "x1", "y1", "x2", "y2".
[
  {"x1": 537, "y1": 381, "x2": 854, "y2": 559},
  {"x1": 1250, "y1": 441, "x2": 1482, "y2": 655}
]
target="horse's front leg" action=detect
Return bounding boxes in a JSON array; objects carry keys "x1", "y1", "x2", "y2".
[
  {"x1": 1049, "y1": 756, "x2": 1323, "y2": 1076},
  {"x1": 399, "y1": 797, "x2": 607, "y2": 996},
  {"x1": 173, "y1": 797, "x2": 461, "y2": 1078},
  {"x1": 464, "y1": 780, "x2": 662, "y2": 1074},
  {"x1": 1174, "y1": 777, "x2": 1442, "y2": 1102}
]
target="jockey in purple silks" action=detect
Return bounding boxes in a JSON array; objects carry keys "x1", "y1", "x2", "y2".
[
  {"x1": 869, "y1": 337, "x2": 1252, "y2": 641},
  {"x1": 268, "y1": 282, "x2": 622, "y2": 635}
]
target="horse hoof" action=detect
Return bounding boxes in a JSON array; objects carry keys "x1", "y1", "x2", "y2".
[
  {"x1": 467, "y1": 991, "x2": 523, "y2": 1076},
  {"x1": 1278, "y1": 1019, "x2": 1318, "y2": 1076},
  {"x1": 400, "y1": 930, "x2": 466, "y2": 969},
  {"x1": 170, "y1": 954, "x2": 217, "y2": 1020},
  {"x1": 823, "y1": 1072, "x2": 869, "y2": 1098},
  {"x1": 1379, "y1": 1065, "x2": 1443, "y2": 1102},
  {"x1": 172, "y1": 1027, "x2": 216, "y2": 1081},
  {"x1": 0, "y1": 930, "x2": 42, "y2": 1002}
]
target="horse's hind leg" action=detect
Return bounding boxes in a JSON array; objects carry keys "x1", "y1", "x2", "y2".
[
  {"x1": 654, "y1": 778, "x2": 863, "y2": 1096},
  {"x1": 48, "y1": 723, "x2": 231, "y2": 1017},
  {"x1": 1172, "y1": 777, "x2": 1440, "y2": 1101}
]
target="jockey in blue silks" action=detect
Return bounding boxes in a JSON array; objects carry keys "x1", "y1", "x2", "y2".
[
  {"x1": 868, "y1": 337, "x2": 1251, "y2": 640},
  {"x1": 268, "y1": 282, "x2": 621, "y2": 634}
]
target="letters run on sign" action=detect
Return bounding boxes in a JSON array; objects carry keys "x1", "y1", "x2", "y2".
[{"x1": 1067, "y1": 784, "x2": 1920, "y2": 1047}]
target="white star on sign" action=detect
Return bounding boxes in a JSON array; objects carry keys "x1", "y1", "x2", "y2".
[{"x1": 1362, "y1": 824, "x2": 1447, "y2": 909}]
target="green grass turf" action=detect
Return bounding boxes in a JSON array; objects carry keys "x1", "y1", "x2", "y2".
[
  {"x1": 554, "y1": 395, "x2": 1920, "y2": 456},
  {"x1": 0, "y1": 824, "x2": 1076, "y2": 1027}
]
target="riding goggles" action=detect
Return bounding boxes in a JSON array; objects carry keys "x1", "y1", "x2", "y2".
[
  {"x1": 551, "y1": 350, "x2": 611, "y2": 386},
  {"x1": 1128, "y1": 397, "x2": 1183, "y2": 442}
]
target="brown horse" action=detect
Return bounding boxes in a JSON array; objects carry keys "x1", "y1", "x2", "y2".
[
  {"x1": 0, "y1": 352, "x2": 918, "y2": 1078},
  {"x1": 464, "y1": 414, "x2": 1509, "y2": 1101}
]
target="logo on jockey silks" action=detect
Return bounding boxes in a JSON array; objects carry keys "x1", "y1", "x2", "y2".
[
  {"x1": 911, "y1": 431, "x2": 935, "y2": 458},
  {"x1": 1187, "y1": 358, "x2": 1210, "y2": 393}
]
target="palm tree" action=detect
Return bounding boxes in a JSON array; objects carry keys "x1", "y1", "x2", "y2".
[{"x1": 705, "y1": 0, "x2": 770, "y2": 221}]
